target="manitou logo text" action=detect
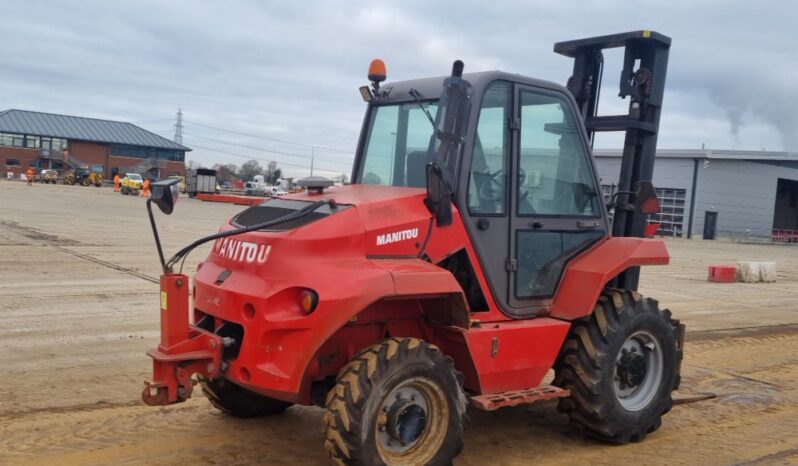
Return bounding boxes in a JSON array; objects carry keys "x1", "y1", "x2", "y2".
[
  {"x1": 376, "y1": 228, "x2": 419, "y2": 246},
  {"x1": 213, "y1": 238, "x2": 271, "y2": 264}
]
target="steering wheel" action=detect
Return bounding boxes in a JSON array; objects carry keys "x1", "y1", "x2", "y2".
[{"x1": 477, "y1": 169, "x2": 504, "y2": 201}]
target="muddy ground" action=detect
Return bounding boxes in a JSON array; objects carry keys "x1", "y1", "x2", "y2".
[{"x1": 1, "y1": 181, "x2": 796, "y2": 465}]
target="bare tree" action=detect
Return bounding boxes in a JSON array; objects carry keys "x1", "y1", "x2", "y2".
[
  {"x1": 213, "y1": 163, "x2": 239, "y2": 182},
  {"x1": 264, "y1": 161, "x2": 282, "y2": 185},
  {"x1": 238, "y1": 160, "x2": 264, "y2": 182}
]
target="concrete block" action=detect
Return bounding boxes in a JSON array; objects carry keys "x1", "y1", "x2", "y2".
[
  {"x1": 737, "y1": 261, "x2": 761, "y2": 283},
  {"x1": 759, "y1": 262, "x2": 777, "y2": 282}
]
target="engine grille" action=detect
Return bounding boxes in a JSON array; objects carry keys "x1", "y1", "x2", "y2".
[{"x1": 231, "y1": 198, "x2": 346, "y2": 231}]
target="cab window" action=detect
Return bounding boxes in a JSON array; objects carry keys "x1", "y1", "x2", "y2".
[
  {"x1": 359, "y1": 102, "x2": 438, "y2": 187},
  {"x1": 467, "y1": 81, "x2": 511, "y2": 215},
  {"x1": 517, "y1": 91, "x2": 599, "y2": 216}
]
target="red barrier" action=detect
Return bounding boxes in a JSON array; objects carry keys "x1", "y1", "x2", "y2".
[
  {"x1": 196, "y1": 193, "x2": 266, "y2": 206},
  {"x1": 708, "y1": 265, "x2": 736, "y2": 283}
]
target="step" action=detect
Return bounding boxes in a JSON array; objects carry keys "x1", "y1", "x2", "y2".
[{"x1": 470, "y1": 385, "x2": 570, "y2": 411}]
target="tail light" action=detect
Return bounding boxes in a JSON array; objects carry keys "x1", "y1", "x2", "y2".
[{"x1": 300, "y1": 289, "x2": 319, "y2": 315}]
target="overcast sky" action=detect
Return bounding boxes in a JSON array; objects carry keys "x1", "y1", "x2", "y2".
[{"x1": 2, "y1": 1, "x2": 796, "y2": 178}]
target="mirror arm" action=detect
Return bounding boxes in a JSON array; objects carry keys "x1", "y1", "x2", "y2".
[
  {"x1": 607, "y1": 190, "x2": 634, "y2": 211},
  {"x1": 147, "y1": 199, "x2": 169, "y2": 274}
]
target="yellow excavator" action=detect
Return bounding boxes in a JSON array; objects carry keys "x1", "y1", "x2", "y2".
[{"x1": 64, "y1": 167, "x2": 103, "y2": 187}]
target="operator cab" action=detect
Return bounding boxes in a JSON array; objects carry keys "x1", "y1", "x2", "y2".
[{"x1": 352, "y1": 69, "x2": 607, "y2": 317}]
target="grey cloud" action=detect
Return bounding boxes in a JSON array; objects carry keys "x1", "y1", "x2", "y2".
[{"x1": 0, "y1": 0, "x2": 794, "y2": 178}]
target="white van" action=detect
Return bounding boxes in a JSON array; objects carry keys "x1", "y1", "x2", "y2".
[{"x1": 265, "y1": 186, "x2": 288, "y2": 197}]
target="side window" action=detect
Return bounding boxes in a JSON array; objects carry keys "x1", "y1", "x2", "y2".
[
  {"x1": 468, "y1": 81, "x2": 511, "y2": 215},
  {"x1": 518, "y1": 91, "x2": 599, "y2": 216}
]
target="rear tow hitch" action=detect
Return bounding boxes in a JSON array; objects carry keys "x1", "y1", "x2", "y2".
[{"x1": 142, "y1": 273, "x2": 225, "y2": 406}]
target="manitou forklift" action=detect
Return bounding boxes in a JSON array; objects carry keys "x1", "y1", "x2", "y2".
[{"x1": 142, "y1": 31, "x2": 683, "y2": 465}]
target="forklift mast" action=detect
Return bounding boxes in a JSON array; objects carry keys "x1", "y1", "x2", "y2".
[{"x1": 554, "y1": 30, "x2": 671, "y2": 290}]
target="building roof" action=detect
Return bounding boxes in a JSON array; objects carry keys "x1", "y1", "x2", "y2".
[
  {"x1": 0, "y1": 109, "x2": 190, "y2": 151},
  {"x1": 593, "y1": 148, "x2": 798, "y2": 162}
]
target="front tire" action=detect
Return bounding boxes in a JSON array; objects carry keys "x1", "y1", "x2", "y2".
[
  {"x1": 323, "y1": 337, "x2": 467, "y2": 466},
  {"x1": 553, "y1": 289, "x2": 683, "y2": 443},
  {"x1": 200, "y1": 377, "x2": 293, "y2": 418}
]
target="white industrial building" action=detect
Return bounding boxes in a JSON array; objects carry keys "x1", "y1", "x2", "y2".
[{"x1": 593, "y1": 149, "x2": 798, "y2": 240}]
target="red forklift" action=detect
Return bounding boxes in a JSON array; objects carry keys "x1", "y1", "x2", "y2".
[{"x1": 143, "y1": 31, "x2": 683, "y2": 465}]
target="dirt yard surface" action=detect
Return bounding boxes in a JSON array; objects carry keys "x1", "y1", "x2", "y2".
[{"x1": 1, "y1": 181, "x2": 797, "y2": 465}]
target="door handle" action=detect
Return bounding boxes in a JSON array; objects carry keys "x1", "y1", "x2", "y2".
[
  {"x1": 577, "y1": 220, "x2": 600, "y2": 229},
  {"x1": 530, "y1": 221, "x2": 543, "y2": 229}
]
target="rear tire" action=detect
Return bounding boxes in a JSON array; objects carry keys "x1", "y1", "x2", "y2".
[
  {"x1": 200, "y1": 377, "x2": 293, "y2": 418},
  {"x1": 553, "y1": 289, "x2": 682, "y2": 443},
  {"x1": 323, "y1": 337, "x2": 467, "y2": 466}
]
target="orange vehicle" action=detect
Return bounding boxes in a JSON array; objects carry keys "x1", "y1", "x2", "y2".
[{"x1": 142, "y1": 31, "x2": 682, "y2": 465}]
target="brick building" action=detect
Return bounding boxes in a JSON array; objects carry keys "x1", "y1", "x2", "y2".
[{"x1": 0, "y1": 109, "x2": 190, "y2": 179}]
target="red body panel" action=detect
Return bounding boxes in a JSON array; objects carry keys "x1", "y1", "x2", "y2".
[
  {"x1": 550, "y1": 237, "x2": 669, "y2": 320},
  {"x1": 145, "y1": 184, "x2": 670, "y2": 405},
  {"x1": 460, "y1": 318, "x2": 570, "y2": 393}
]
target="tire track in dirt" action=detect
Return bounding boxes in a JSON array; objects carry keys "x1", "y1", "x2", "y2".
[
  {"x1": 686, "y1": 322, "x2": 798, "y2": 342},
  {"x1": 0, "y1": 401, "x2": 328, "y2": 465},
  {"x1": 0, "y1": 220, "x2": 159, "y2": 284},
  {"x1": 50, "y1": 245, "x2": 159, "y2": 284}
]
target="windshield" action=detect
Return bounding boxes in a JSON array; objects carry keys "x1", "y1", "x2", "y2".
[
  {"x1": 357, "y1": 101, "x2": 438, "y2": 187},
  {"x1": 128, "y1": 174, "x2": 142, "y2": 181}
]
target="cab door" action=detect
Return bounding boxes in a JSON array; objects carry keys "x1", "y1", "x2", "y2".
[
  {"x1": 459, "y1": 81, "x2": 513, "y2": 312},
  {"x1": 507, "y1": 86, "x2": 607, "y2": 313}
]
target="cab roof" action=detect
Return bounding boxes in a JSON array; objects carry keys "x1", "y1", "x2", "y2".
[{"x1": 375, "y1": 70, "x2": 568, "y2": 104}]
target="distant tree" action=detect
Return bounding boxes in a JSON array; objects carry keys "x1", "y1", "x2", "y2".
[
  {"x1": 213, "y1": 163, "x2": 239, "y2": 182},
  {"x1": 335, "y1": 173, "x2": 349, "y2": 185},
  {"x1": 238, "y1": 160, "x2": 264, "y2": 182},
  {"x1": 264, "y1": 161, "x2": 282, "y2": 185},
  {"x1": 186, "y1": 160, "x2": 203, "y2": 170}
]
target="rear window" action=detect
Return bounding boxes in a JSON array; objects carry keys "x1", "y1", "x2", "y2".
[{"x1": 232, "y1": 198, "x2": 347, "y2": 231}]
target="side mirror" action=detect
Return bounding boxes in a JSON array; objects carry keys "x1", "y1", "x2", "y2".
[
  {"x1": 634, "y1": 180, "x2": 660, "y2": 214},
  {"x1": 150, "y1": 178, "x2": 180, "y2": 215}
]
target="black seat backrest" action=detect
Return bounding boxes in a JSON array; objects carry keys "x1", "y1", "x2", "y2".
[{"x1": 406, "y1": 151, "x2": 427, "y2": 188}]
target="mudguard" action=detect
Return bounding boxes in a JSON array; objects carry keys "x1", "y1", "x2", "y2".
[{"x1": 550, "y1": 237, "x2": 669, "y2": 320}]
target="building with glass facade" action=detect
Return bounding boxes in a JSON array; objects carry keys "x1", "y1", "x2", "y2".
[{"x1": 0, "y1": 109, "x2": 190, "y2": 179}]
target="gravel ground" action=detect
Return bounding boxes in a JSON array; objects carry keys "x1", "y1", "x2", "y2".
[{"x1": 1, "y1": 180, "x2": 796, "y2": 465}]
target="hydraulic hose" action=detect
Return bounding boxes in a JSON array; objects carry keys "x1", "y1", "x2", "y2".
[{"x1": 165, "y1": 199, "x2": 331, "y2": 271}]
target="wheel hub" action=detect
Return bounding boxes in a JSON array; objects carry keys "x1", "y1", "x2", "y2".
[
  {"x1": 377, "y1": 384, "x2": 430, "y2": 453},
  {"x1": 618, "y1": 351, "x2": 647, "y2": 387},
  {"x1": 386, "y1": 399, "x2": 427, "y2": 444},
  {"x1": 613, "y1": 330, "x2": 664, "y2": 411}
]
